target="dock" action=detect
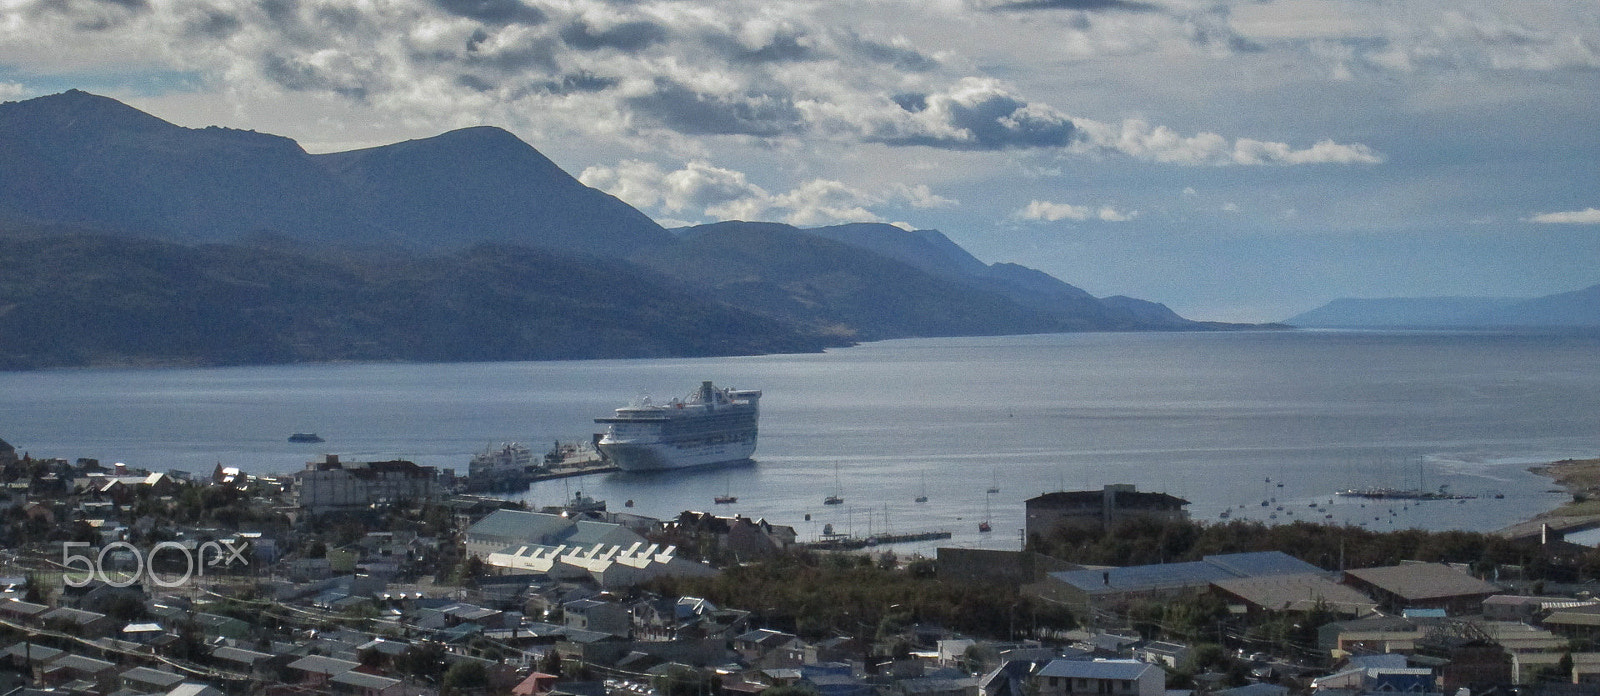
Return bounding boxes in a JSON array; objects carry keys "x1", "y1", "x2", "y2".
[
  {"x1": 800, "y1": 530, "x2": 953, "y2": 551},
  {"x1": 534, "y1": 459, "x2": 618, "y2": 481}
]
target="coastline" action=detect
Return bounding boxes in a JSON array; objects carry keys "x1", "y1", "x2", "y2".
[{"x1": 1498, "y1": 457, "x2": 1600, "y2": 539}]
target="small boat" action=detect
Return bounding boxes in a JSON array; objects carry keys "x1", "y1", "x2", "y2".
[
  {"x1": 978, "y1": 521, "x2": 992, "y2": 533},
  {"x1": 288, "y1": 433, "x2": 324, "y2": 443},
  {"x1": 715, "y1": 494, "x2": 737, "y2": 504},
  {"x1": 824, "y1": 463, "x2": 844, "y2": 505},
  {"x1": 915, "y1": 472, "x2": 928, "y2": 503}
]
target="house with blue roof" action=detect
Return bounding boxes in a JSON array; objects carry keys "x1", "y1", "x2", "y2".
[{"x1": 1034, "y1": 659, "x2": 1163, "y2": 696}]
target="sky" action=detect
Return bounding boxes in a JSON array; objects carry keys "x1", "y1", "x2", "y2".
[{"x1": 2, "y1": 0, "x2": 1599, "y2": 321}]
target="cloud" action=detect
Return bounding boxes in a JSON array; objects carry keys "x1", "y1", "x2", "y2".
[
  {"x1": 976, "y1": 0, "x2": 1159, "y2": 13},
  {"x1": 626, "y1": 79, "x2": 804, "y2": 136},
  {"x1": 1069, "y1": 118, "x2": 1383, "y2": 165},
  {"x1": 1014, "y1": 200, "x2": 1137, "y2": 222},
  {"x1": 581, "y1": 159, "x2": 955, "y2": 226},
  {"x1": 1528, "y1": 208, "x2": 1600, "y2": 224},
  {"x1": 559, "y1": 18, "x2": 668, "y2": 52},
  {"x1": 431, "y1": 0, "x2": 545, "y2": 25},
  {"x1": 0, "y1": 0, "x2": 1382, "y2": 167},
  {"x1": 866, "y1": 78, "x2": 1077, "y2": 150}
]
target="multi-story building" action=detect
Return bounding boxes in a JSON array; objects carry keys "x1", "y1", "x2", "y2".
[
  {"x1": 290, "y1": 455, "x2": 437, "y2": 513},
  {"x1": 1025, "y1": 484, "x2": 1189, "y2": 539}
]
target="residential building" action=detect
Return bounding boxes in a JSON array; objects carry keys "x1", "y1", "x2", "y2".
[
  {"x1": 1033, "y1": 659, "x2": 1163, "y2": 696},
  {"x1": 1134, "y1": 641, "x2": 1189, "y2": 669},
  {"x1": 290, "y1": 455, "x2": 438, "y2": 513},
  {"x1": 735, "y1": 628, "x2": 806, "y2": 669},
  {"x1": 666, "y1": 511, "x2": 798, "y2": 557},
  {"x1": 563, "y1": 598, "x2": 631, "y2": 637}
]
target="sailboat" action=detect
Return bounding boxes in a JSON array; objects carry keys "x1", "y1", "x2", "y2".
[
  {"x1": 987, "y1": 469, "x2": 999, "y2": 495},
  {"x1": 978, "y1": 491, "x2": 993, "y2": 533},
  {"x1": 714, "y1": 477, "x2": 737, "y2": 504},
  {"x1": 824, "y1": 464, "x2": 844, "y2": 505},
  {"x1": 915, "y1": 472, "x2": 928, "y2": 503}
]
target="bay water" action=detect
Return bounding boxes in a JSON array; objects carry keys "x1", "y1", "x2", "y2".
[{"x1": 2, "y1": 329, "x2": 1598, "y2": 554}]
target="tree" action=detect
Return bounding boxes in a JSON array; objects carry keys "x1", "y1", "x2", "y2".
[
  {"x1": 442, "y1": 660, "x2": 488, "y2": 696},
  {"x1": 395, "y1": 643, "x2": 448, "y2": 681},
  {"x1": 23, "y1": 574, "x2": 52, "y2": 605}
]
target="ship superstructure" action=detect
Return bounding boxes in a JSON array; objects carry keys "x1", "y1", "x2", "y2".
[{"x1": 595, "y1": 381, "x2": 761, "y2": 471}]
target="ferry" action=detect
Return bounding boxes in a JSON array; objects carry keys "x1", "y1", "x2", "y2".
[{"x1": 595, "y1": 381, "x2": 761, "y2": 472}]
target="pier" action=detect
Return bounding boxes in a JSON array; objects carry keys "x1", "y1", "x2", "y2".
[{"x1": 800, "y1": 530, "x2": 953, "y2": 551}]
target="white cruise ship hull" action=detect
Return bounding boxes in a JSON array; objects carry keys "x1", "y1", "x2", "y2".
[{"x1": 597, "y1": 438, "x2": 757, "y2": 472}]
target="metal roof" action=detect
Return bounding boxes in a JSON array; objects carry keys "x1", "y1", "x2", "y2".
[
  {"x1": 1212, "y1": 573, "x2": 1378, "y2": 613},
  {"x1": 1202, "y1": 552, "x2": 1322, "y2": 577},
  {"x1": 331, "y1": 671, "x2": 402, "y2": 690},
  {"x1": 286, "y1": 654, "x2": 360, "y2": 675},
  {"x1": 1037, "y1": 660, "x2": 1156, "y2": 680},
  {"x1": 1050, "y1": 551, "x2": 1326, "y2": 596},
  {"x1": 1051, "y1": 561, "x2": 1235, "y2": 595},
  {"x1": 1343, "y1": 562, "x2": 1500, "y2": 600}
]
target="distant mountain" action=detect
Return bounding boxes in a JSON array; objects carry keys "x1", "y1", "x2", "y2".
[
  {"x1": 1286, "y1": 285, "x2": 1600, "y2": 327},
  {"x1": 631, "y1": 221, "x2": 1213, "y2": 339},
  {"x1": 797, "y1": 222, "x2": 1200, "y2": 330},
  {"x1": 0, "y1": 232, "x2": 830, "y2": 369},
  {"x1": 315, "y1": 126, "x2": 671, "y2": 254},
  {"x1": 0, "y1": 90, "x2": 670, "y2": 255},
  {"x1": 0, "y1": 90, "x2": 1259, "y2": 370}
]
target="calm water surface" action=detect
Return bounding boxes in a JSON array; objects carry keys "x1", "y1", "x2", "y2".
[{"x1": 2, "y1": 329, "x2": 1598, "y2": 553}]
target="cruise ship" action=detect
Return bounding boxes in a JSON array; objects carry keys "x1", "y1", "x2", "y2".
[{"x1": 595, "y1": 381, "x2": 761, "y2": 471}]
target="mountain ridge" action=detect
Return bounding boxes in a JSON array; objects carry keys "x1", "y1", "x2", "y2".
[{"x1": 0, "y1": 90, "x2": 1263, "y2": 369}]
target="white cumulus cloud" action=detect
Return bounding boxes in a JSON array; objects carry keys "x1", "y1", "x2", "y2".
[
  {"x1": 582, "y1": 158, "x2": 955, "y2": 226},
  {"x1": 1015, "y1": 200, "x2": 1137, "y2": 222},
  {"x1": 1528, "y1": 207, "x2": 1600, "y2": 224},
  {"x1": 1069, "y1": 118, "x2": 1383, "y2": 166}
]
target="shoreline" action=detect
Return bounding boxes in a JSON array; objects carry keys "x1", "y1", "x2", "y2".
[
  {"x1": 1497, "y1": 457, "x2": 1600, "y2": 539},
  {"x1": 1527, "y1": 457, "x2": 1600, "y2": 517}
]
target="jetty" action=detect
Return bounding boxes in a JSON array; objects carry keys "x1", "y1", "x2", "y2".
[{"x1": 801, "y1": 530, "x2": 952, "y2": 551}]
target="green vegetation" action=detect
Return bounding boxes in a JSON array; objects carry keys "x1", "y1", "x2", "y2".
[
  {"x1": 650, "y1": 550, "x2": 1078, "y2": 642},
  {"x1": 1030, "y1": 516, "x2": 1583, "y2": 579}
]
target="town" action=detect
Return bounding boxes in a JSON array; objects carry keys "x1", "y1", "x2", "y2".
[{"x1": 3, "y1": 436, "x2": 1600, "y2": 696}]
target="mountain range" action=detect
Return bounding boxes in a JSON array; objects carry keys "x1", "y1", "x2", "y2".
[
  {"x1": 1285, "y1": 284, "x2": 1600, "y2": 327},
  {"x1": 0, "y1": 90, "x2": 1249, "y2": 369}
]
